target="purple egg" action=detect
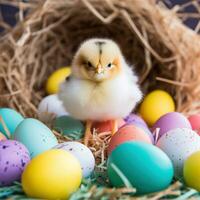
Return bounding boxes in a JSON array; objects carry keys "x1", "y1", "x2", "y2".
[
  {"x1": 124, "y1": 114, "x2": 148, "y2": 128},
  {"x1": 0, "y1": 140, "x2": 30, "y2": 186},
  {"x1": 152, "y1": 112, "x2": 192, "y2": 139}
]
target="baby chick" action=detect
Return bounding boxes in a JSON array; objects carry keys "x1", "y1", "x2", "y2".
[{"x1": 59, "y1": 38, "x2": 142, "y2": 145}]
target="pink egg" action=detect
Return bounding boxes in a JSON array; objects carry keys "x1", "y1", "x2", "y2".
[
  {"x1": 152, "y1": 112, "x2": 191, "y2": 139},
  {"x1": 93, "y1": 118, "x2": 125, "y2": 133},
  {"x1": 107, "y1": 124, "x2": 152, "y2": 155},
  {"x1": 0, "y1": 133, "x2": 6, "y2": 141},
  {"x1": 188, "y1": 114, "x2": 200, "y2": 135}
]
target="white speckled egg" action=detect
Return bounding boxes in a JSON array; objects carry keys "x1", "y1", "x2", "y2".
[
  {"x1": 38, "y1": 94, "x2": 68, "y2": 118},
  {"x1": 54, "y1": 142, "x2": 95, "y2": 178},
  {"x1": 157, "y1": 128, "x2": 200, "y2": 177}
]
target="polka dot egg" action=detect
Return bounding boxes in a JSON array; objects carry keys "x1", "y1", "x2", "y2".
[
  {"x1": 0, "y1": 140, "x2": 30, "y2": 186},
  {"x1": 157, "y1": 128, "x2": 200, "y2": 177},
  {"x1": 54, "y1": 142, "x2": 95, "y2": 178}
]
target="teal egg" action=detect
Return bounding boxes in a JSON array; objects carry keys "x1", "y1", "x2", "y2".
[
  {"x1": 107, "y1": 141, "x2": 174, "y2": 194},
  {"x1": 0, "y1": 108, "x2": 24, "y2": 138},
  {"x1": 53, "y1": 116, "x2": 85, "y2": 140},
  {"x1": 14, "y1": 118, "x2": 58, "y2": 158}
]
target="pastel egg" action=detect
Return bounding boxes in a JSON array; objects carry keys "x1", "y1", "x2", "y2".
[
  {"x1": 107, "y1": 124, "x2": 152, "y2": 155},
  {"x1": 22, "y1": 149, "x2": 82, "y2": 199},
  {"x1": 0, "y1": 140, "x2": 30, "y2": 186},
  {"x1": 139, "y1": 90, "x2": 175, "y2": 126},
  {"x1": 107, "y1": 142, "x2": 174, "y2": 194},
  {"x1": 124, "y1": 114, "x2": 147, "y2": 127},
  {"x1": 38, "y1": 94, "x2": 68, "y2": 118},
  {"x1": 184, "y1": 151, "x2": 200, "y2": 191},
  {"x1": 152, "y1": 112, "x2": 191, "y2": 139},
  {"x1": 157, "y1": 128, "x2": 200, "y2": 177},
  {"x1": 53, "y1": 116, "x2": 84, "y2": 140},
  {"x1": 54, "y1": 142, "x2": 95, "y2": 178},
  {"x1": 130, "y1": 122, "x2": 154, "y2": 143},
  {"x1": 0, "y1": 132, "x2": 6, "y2": 141},
  {"x1": 46, "y1": 67, "x2": 71, "y2": 94},
  {"x1": 123, "y1": 115, "x2": 154, "y2": 143},
  {"x1": 93, "y1": 118, "x2": 125, "y2": 133},
  {"x1": 14, "y1": 118, "x2": 58, "y2": 158},
  {"x1": 188, "y1": 114, "x2": 200, "y2": 135},
  {"x1": 0, "y1": 108, "x2": 24, "y2": 138}
]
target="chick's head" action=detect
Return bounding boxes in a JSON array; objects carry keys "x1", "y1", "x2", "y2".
[{"x1": 72, "y1": 39, "x2": 122, "y2": 82}]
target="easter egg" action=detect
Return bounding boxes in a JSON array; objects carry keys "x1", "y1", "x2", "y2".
[
  {"x1": 93, "y1": 118, "x2": 125, "y2": 133},
  {"x1": 22, "y1": 149, "x2": 82, "y2": 199},
  {"x1": 107, "y1": 142, "x2": 173, "y2": 194},
  {"x1": 107, "y1": 124, "x2": 152, "y2": 155},
  {"x1": 123, "y1": 114, "x2": 154, "y2": 143},
  {"x1": 0, "y1": 108, "x2": 24, "y2": 138},
  {"x1": 188, "y1": 114, "x2": 200, "y2": 135},
  {"x1": 0, "y1": 132, "x2": 6, "y2": 141},
  {"x1": 14, "y1": 118, "x2": 58, "y2": 158},
  {"x1": 54, "y1": 142, "x2": 95, "y2": 178},
  {"x1": 38, "y1": 94, "x2": 68, "y2": 118},
  {"x1": 152, "y1": 112, "x2": 191, "y2": 139},
  {"x1": 53, "y1": 116, "x2": 84, "y2": 140},
  {"x1": 130, "y1": 122, "x2": 154, "y2": 143},
  {"x1": 139, "y1": 90, "x2": 175, "y2": 126},
  {"x1": 157, "y1": 128, "x2": 200, "y2": 177},
  {"x1": 0, "y1": 140, "x2": 30, "y2": 186},
  {"x1": 184, "y1": 151, "x2": 200, "y2": 191},
  {"x1": 124, "y1": 114, "x2": 147, "y2": 127},
  {"x1": 46, "y1": 67, "x2": 71, "y2": 94}
]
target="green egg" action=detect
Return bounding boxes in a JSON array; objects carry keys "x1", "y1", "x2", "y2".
[
  {"x1": 107, "y1": 141, "x2": 174, "y2": 195},
  {"x1": 53, "y1": 116, "x2": 85, "y2": 140},
  {"x1": 0, "y1": 108, "x2": 24, "y2": 138}
]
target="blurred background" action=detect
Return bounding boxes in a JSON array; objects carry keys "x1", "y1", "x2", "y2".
[{"x1": 0, "y1": 0, "x2": 199, "y2": 33}]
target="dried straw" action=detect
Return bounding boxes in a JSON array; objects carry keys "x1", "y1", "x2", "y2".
[{"x1": 0, "y1": 0, "x2": 199, "y2": 116}]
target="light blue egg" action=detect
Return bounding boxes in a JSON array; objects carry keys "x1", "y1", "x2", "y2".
[
  {"x1": 107, "y1": 141, "x2": 174, "y2": 195},
  {"x1": 14, "y1": 118, "x2": 58, "y2": 158},
  {"x1": 0, "y1": 108, "x2": 24, "y2": 138}
]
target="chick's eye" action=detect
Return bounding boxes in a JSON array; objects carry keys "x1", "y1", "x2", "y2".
[
  {"x1": 107, "y1": 63, "x2": 112, "y2": 68},
  {"x1": 87, "y1": 61, "x2": 93, "y2": 68}
]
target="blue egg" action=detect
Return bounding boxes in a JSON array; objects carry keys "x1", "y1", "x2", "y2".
[
  {"x1": 14, "y1": 118, "x2": 58, "y2": 158},
  {"x1": 107, "y1": 141, "x2": 174, "y2": 194},
  {"x1": 0, "y1": 108, "x2": 24, "y2": 138}
]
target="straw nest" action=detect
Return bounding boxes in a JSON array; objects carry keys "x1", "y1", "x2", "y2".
[
  {"x1": 0, "y1": 0, "x2": 200, "y2": 117},
  {"x1": 0, "y1": 0, "x2": 200, "y2": 199}
]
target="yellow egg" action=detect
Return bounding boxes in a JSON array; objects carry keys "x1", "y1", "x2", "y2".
[
  {"x1": 46, "y1": 67, "x2": 71, "y2": 94},
  {"x1": 184, "y1": 151, "x2": 200, "y2": 191},
  {"x1": 139, "y1": 90, "x2": 175, "y2": 126},
  {"x1": 22, "y1": 149, "x2": 82, "y2": 199}
]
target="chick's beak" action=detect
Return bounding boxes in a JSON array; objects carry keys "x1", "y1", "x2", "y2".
[
  {"x1": 96, "y1": 64, "x2": 103, "y2": 74},
  {"x1": 94, "y1": 64, "x2": 106, "y2": 81}
]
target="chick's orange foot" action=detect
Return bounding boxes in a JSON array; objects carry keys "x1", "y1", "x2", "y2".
[
  {"x1": 84, "y1": 120, "x2": 93, "y2": 146},
  {"x1": 84, "y1": 119, "x2": 119, "y2": 146}
]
